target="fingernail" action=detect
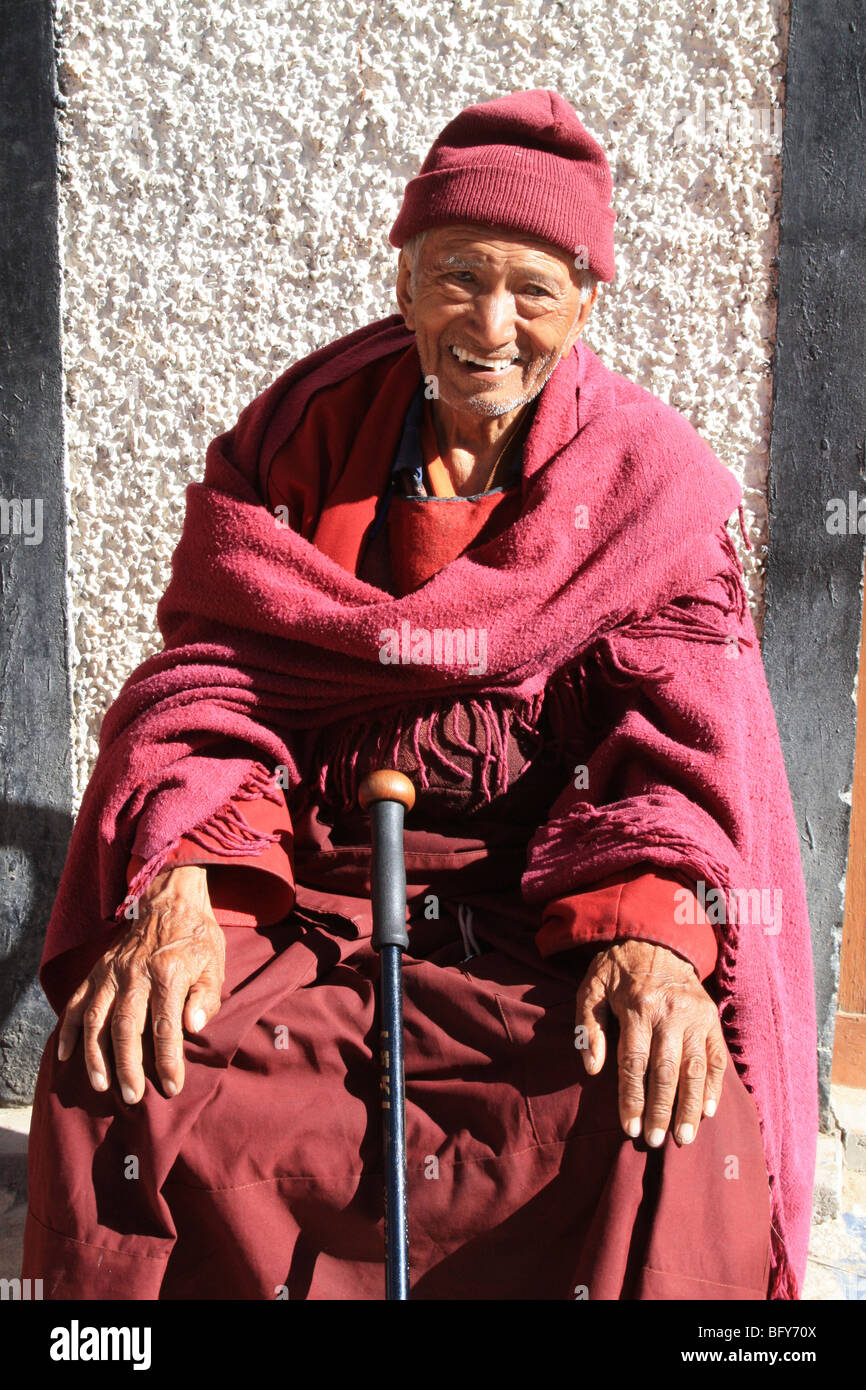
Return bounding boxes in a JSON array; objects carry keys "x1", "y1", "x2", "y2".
[
  {"x1": 90, "y1": 1072, "x2": 107, "y2": 1091},
  {"x1": 625, "y1": 1117, "x2": 641, "y2": 1138},
  {"x1": 704, "y1": 1098, "x2": 717, "y2": 1117},
  {"x1": 121, "y1": 1085, "x2": 136, "y2": 1105},
  {"x1": 192, "y1": 1009, "x2": 206, "y2": 1033},
  {"x1": 677, "y1": 1124, "x2": 694, "y2": 1145},
  {"x1": 164, "y1": 1080, "x2": 177, "y2": 1097},
  {"x1": 646, "y1": 1128, "x2": 666, "y2": 1147},
  {"x1": 57, "y1": 1039, "x2": 69, "y2": 1062}
]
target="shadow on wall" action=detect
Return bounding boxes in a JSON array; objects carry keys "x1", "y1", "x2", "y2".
[{"x1": 0, "y1": 802, "x2": 74, "y2": 1105}]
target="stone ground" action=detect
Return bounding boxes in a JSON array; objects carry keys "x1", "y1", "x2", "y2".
[
  {"x1": 2, "y1": 1102, "x2": 864, "y2": 1299},
  {"x1": 801, "y1": 1086, "x2": 866, "y2": 1299},
  {"x1": 802, "y1": 1166, "x2": 866, "y2": 1299},
  {"x1": 0, "y1": 1106, "x2": 30, "y2": 1291}
]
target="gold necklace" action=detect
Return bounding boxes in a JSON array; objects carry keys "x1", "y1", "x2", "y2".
[
  {"x1": 429, "y1": 408, "x2": 527, "y2": 495},
  {"x1": 481, "y1": 417, "x2": 525, "y2": 493}
]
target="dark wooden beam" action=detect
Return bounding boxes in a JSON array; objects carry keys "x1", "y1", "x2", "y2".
[
  {"x1": 0, "y1": 0, "x2": 73, "y2": 1101},
  {"x1": 763, "y1": 0, "x2": 866, "y2": 1126}
]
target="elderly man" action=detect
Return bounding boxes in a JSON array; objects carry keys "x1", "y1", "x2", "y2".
[{"x1": 23, "y1": 89, "x2": 816, "y2": 1301}]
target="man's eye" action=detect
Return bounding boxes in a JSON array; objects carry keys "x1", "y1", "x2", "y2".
[{"x1": 522, "y1": 285, "x2": 551, "y2": 296}]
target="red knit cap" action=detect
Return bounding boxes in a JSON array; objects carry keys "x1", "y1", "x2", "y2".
[{"x1": 389, "y1": 89, "x2": 616, "y2": 282}]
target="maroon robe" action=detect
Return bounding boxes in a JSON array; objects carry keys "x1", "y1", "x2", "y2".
[{"x1": 22, "y1": 375, "x2": 771, "y2": 1300}]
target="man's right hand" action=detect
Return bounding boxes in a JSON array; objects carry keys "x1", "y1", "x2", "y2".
[{"x1": 57, "y1": 863, "x2": 225, "y2": 1103}]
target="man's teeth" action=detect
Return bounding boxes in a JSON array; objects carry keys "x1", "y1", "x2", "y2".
[{"x1": 450, "y1": 345, "x2": 517, "y2": 371}]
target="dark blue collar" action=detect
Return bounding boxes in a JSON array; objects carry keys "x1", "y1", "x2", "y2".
[
  {"x1": 370, "y1": 380, "x2": 528, "y2": 540},
  {"x1": 368, "y1": 381, "x2": 427, "y2": 540},
  {"x1": 389, "y1": 380, "x2": 427, "y2": 488}
]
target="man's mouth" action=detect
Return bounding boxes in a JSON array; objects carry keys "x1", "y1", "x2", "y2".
[{"x1": 449, "y1": 345, "x2": 520, "y2": 375}]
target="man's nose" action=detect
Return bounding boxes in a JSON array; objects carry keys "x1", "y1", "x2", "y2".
[{"x1": 468, "y1": 290, "x2": 518, "y2": 348}]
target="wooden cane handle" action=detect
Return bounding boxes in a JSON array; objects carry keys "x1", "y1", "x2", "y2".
[{"x1": 358, "y1": 769, "x2": 416, "y2": 813}]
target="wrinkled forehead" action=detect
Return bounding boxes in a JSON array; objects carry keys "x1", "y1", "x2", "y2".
[{"x1": 417, "y1": 223, "x2": 577, "y2": 278}]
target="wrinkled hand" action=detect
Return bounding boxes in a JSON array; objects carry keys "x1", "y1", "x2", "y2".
[
  {"x1": 58, "y1": 864, "x2": 225, "y2": 1103},
  {"x1": 574, "y1": 940, "x2": 726, "y2": 1147}
]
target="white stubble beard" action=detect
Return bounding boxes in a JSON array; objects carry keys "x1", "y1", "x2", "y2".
[{"x1": 437, "y1": 346, "x2": 561, "y2": 419}]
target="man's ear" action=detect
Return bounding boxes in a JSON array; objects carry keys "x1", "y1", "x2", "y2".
[
  {"x1": 395, "y1": 249, "x2": 415, "y2": 330},
  {"x1": 562, "y1": 285, "x2": 598, "y2": 356}
]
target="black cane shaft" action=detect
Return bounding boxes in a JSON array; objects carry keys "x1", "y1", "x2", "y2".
[
  {"x1": 358, "y1": 769, "x2": 415, "y2": 1302},
  {"x1": 380, "y1": 944, "x2": 409, "y2": 1301},
  {"x1": 369, "y1": 800, "x2": 410, "y2": 950}
]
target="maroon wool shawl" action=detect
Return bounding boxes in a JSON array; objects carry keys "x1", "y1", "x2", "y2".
[{"x1": 41, "y1": 313, "x2": 816, "y2": 1300}]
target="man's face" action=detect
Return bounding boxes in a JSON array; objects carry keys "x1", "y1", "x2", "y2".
[{"x1": 395, "y1": 223, "x2": 596, "y2": 419}]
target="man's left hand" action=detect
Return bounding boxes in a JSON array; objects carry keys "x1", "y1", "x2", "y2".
[{"x1": 574, "y1": 939, "x2": 727, "y2": 1148}]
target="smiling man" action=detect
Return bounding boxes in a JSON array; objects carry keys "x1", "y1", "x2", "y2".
[
  {"x1": 23, "y1": 89, "x2": 816, "y2": 1302},
  {"x1": 396, "y1": 223, "x2": 595, "y2": 497}
]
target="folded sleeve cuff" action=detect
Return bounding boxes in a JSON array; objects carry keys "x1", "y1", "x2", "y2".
[
  {"x1": 536, "y1": 863, "x2": 718, "y2": 980},
  {"x1": 126, "y1": 785, "x2": 295, "y2": 928}
]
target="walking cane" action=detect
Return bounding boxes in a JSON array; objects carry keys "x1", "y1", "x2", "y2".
[{"x1": 358, "y1": 769, "x2": 416, "y2": 1301}]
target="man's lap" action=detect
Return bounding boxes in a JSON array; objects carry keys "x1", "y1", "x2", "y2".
[{"x1": 23, "y1": 902, "x2": 772, "y2": 1299}]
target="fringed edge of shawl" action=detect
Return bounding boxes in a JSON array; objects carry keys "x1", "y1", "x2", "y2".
[
  {"x1": 714, "y1": 880, "x2": 800, "y2": 1302},
  {"x1": 114, "y1": 760, "x2": 285, "y2": 922},
  {"x1": 314, "y1": 691, "x2": 546, "y2": 809}
]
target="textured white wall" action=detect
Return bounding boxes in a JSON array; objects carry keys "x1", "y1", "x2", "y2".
[{"x1": 55, "y1": 0, "x2": 787, "y2": 804}]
